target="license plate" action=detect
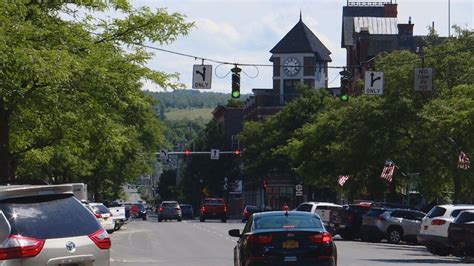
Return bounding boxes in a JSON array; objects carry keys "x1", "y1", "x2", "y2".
[
  {"x1": 282, "y1": 240, "x2": 299, "y2": 249},
  {"x1": 284, "y1": 256, "x2": 297, "y2": 262}
]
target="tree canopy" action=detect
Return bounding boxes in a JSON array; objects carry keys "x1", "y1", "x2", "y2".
[{"x1": 0, "y1": 1, "x2": 193, "y2": 201}]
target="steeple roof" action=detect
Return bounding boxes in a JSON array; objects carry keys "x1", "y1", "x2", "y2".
[{"x1": 270, "y1": 18, "x2": 332, "y2": 62}]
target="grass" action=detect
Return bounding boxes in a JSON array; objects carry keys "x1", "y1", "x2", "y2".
[{"x1": 165, "y1": 108, "x2": 214, "y2": 121}]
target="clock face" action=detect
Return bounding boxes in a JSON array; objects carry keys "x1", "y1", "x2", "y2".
[{"x1": 283, "y1": 57, "x2": 300, "y2": 76}]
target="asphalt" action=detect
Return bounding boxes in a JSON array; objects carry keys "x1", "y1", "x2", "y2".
[{"x1": 110, "y1": 217, "x2": 474, "y2": 266}]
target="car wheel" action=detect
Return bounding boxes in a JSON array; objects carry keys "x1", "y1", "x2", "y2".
[
  {"x1": 143, "y1": 215, "x2": 147, "y2": 221},
  {"x1": 340, "y1": 230, "x2": 354, "y2": 240},
  {"x1": 178, "y1": 218, "x2": 182, "y2": 222},
  {"x1": 158, "y1": 218, "x2": 162, "y2": 222},
  {"x1": 200, "y1": 217, "x2": 205, "y2": 222},
  {"x1": 221, "y1": 218, "x2": 227, "y2": 223},
  {"x1": 387, "y1": 228, "x2": 402, "y2": 244},
  {"x1": 433, "y1": 246, "x2": 450, "y2": 256}
]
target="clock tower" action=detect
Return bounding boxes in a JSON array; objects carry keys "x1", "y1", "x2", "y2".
[{"x1": 270, "y1": 16, "x2": 332, "y2": 104}]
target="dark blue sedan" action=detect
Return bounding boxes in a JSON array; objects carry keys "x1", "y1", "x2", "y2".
[{"x1": 229, "y1": 211, "x2": 337, "y2": 266}]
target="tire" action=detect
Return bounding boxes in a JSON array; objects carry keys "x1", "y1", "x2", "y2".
[
  {"x1": 387, "y1": 228, "x2": 402, "y2": 244},
  {"x1": 221, "y1": 218, "x2": 227, "y2": 223},
  {"x1": 143, "y1": 215, "x2": 147, "y2": 221},
  {"x1": 433, "y1": 246, "x2": 450, "y2": 256},
  {"x1": 158, "y1": 218, "x2": 162, "y2": 222},
  {"x1": 200, "y1": 217, "x2": 205, "y2": 222},
  {"x1": 178, "y1": 218, "x2": 182, "y2": 222},
  {"x1": 340, "y1": 230, "x2": 354, "y2": 241}
]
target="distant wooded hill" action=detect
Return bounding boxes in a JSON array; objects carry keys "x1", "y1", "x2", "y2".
[{"x1": 147, "y1": 90, "x2": 233, "y2": 110}]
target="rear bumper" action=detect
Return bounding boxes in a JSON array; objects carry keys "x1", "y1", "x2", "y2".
[
  {"x1": 159, "y1": 213, "x2": 182, "y2": 219},
  {"x1": 202, "y1": 212, "x2": 227, "y2": 218},
  {"x1": 417, "y1": 234, "x2": 449, "y2": 247}
]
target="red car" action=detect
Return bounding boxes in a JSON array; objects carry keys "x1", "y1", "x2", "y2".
[
  {"x1": 242, "y1": 205, "x2": 262, "y2": 222},
  {"x1": 200, "y1": 198, "x2": 228, "y2": 223}
]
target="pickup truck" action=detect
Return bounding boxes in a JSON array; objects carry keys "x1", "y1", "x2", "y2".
[
  {"x1": 448, "y1": 210, "x2": 474, "y2": 257},
  {"x1": 108, "y1": 206, "x2": 127, "y2": 231},
  {"x1": 295, "y1": 202, "x2": 345, "y2": 236},
  {"x1": 200, "y1": 198, "x2": 228, "y2": 223}
]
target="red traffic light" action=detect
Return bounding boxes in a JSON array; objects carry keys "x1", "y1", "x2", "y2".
[
  {"x1": 234, "y1": 149, "x2": 241, "y2": 155},
  {"x1": 262, "y1": 180, "x2": 268, "y2": 189},
  {"x1": 184, "y1": 149, "x2": 191, "y2": 156}
]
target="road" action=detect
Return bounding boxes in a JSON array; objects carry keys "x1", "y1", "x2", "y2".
[{"x1": 110, "y1": 217, "x2": 473, "y2": 266}]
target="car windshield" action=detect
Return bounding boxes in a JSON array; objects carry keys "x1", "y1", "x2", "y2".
[
  {"x1": 91, "y1": 204, "x2": 110, "y2": 214},
  {"x1": 162, "y1": 202, "x2": 178, "y2": 208},
  {"x1": 254, "y1": 215, "x2": 323, "y2": 230},
  {"x1": 427, "y1": 206, "x2": 447, "y2": 218}
]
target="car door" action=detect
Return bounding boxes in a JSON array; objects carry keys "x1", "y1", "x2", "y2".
[
  {"x1": 236, "y1": 216, "x2": 253, "y2": 266},
  {"x1": 401, "y1": 211, "x2": 421, "y2": 236}
]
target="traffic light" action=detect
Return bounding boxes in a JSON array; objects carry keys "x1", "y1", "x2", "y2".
[
  {"x1": 184, "y1": 149, "x2": 191, "y2": 156},
  {"x1": 262, "y1": 180, "x2": 268, "y2": 190},
  {"x1": 234, "y1": 149, "x2": 241, "y2": 156},
  {"x1": 231, "y1": 65, "x2": 241, "y2": 98},
  {"x1": 339, "y1": 70, "x2": 351, "y2": 102}
]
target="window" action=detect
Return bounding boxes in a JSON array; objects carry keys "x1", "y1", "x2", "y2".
[
  {"x1": 303, "y1": 57, "x2": 315, "y2": 76},
  {"x1": 451, "y1": 208, "x2": 474, "y2": 218},
  {"x1": 427, "y1": 206, "x2": 447, "y2": 218},
  {"x1": 0, "y1": 195, "x2": 101, "y2": 239},
  {"x1": 273, "y1": 57, "x2": 280, "y2": 77},
  {"x1": 390, "y1": 211, "x2": 405, "y2": 218},
  {"x1": 455, "y1": 212, "x2": 474, "y2": 223},
  {"x1": 296, "y1": 204, "x2": 313, "y2": 212}
]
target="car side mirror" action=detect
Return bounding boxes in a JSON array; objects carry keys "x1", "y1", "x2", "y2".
[
  {"x1": 0, "y1": 211, "x2": 11, "y2": 243},
  {"x1": 228, "y1": 229, "x2": 241, "y2": 238}
]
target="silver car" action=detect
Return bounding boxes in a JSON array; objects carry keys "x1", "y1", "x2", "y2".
[
  {"x1": 0, "y1": 184, "x2": 110, "y2": 265},
  {"x1": 361, "y1": 208, "x2": 426, "y2": 244}
]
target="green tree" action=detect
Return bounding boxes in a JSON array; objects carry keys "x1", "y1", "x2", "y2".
[{"x1": 0, "y1": 1, "x2": 193, "y2": 201}]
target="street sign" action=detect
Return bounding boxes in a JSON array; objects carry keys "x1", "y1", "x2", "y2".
[
  {"x1": 210, "y1": 149, "x2": 220, "y2": 160},
  {"x1": 296, "y1": 191, "x2": 303, "y2": 196},
  {"x1": 159, "y1": 150, "x2": 168, "y2": 161},
  {"x1": 192, "y1": 65, "x2": 212, "y2": 89},
  {"x1": 414, "y1": 68, "x2": 433, "y2": 91},
  {"x1": 364, "y1": 71, "x2": 384, "y2": 95},
  {"x1": 295, "y1": 184, "x2": 303, "y2": 192}
]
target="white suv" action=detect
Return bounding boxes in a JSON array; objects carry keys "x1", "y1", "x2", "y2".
[
  {"x1": 418, "y1": 204, "x2": 474, "y2": 256},
  {"x1": 295, "y1": 202, "x2": 344, "y2": 234}
]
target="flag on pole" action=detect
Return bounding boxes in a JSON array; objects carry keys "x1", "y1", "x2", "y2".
[
  {"x1": 380, "y1": 160, "x2": 395, "y2": 182},
  {"x1": 338, "y1": 175, "x2": 350, "y2": 187},
  {"x1": 458, "y1": 151, "x2": 470, "y2": 169}
]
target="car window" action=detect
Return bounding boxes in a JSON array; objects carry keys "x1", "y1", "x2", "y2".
[
  {"x1": 296, "y1": 203, "x2": 313, "y2": 212},
  {"x1": 204, "y1": 199, "x2": 224, "y2": 205},
  {"x1": 366, "y1": 208, "x2": 385, "y2": 217},
  {"x1": 247, "y1": 206, "x2": 260, "y2": 212},
  {"x1": 162, "y1": 202, "x2": 178, "y2": 208},
  {"x1": 0, "y1": 194, "x2": 101, "y2": 239},
  {"x1": 316, "y1": 206, "x2": 329, "y2": 210},
  {"x1": 254, "y1": 215, "x2": 323, "y2": 229},
  {"x1": 451, "y1": 208, "x2": 474, "y2": 218},
  {"x1": 390, "y1": 211, "x2": 404, "y2": 218},
  {"x1": 329, "y1": 206, "x2": 342, "y2": 211},
  {"x1": 427, "y1": 206, "x2": 447, "y2": 218},
  {"x1": 455, "y1": 212, "x2": 474, "y2": 223},
  {"x1": 91, "y1": 204, "x2": 110, "y2": 214}
]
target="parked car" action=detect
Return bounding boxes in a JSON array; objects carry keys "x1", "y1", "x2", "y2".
[
  {"x1": 448, "y1": 210, "x2": 474, "y2": 257},
  {"x1": 229, "y1": 211, "x2": 337, "y2": 266},
  {"x1": 360, "y1": 208, "x2": 426, "y2": 244},
  {"x1": 158, "y1": 201, "x2": 182, "y2": 222},
  {"x1": 339, "y1": 202, "x2": 372, "y2": 240},
  {"x1": 87, "y1": 203, "x2": 116, "y2": 234},
  {"x1": 180, "y1": 204, "x2": 194, "y2": 219},
  {"x1": 242, "y1": 205, "x2": 262, "y2": 222},
  {"x1": 200, "y1": 198, "x2": 228, "y2": 223},
  {"x1": 418, "y1": 204, "x2": 474, "y2": 256},
  {"x1": 295, "y1": 202, "x2": 345, "y2": 235},
  {"x1": 0, "y1": 184, "x2": 110, "y2": 265},
  {"x1": 107, "y1": 203, "x2": 127, "y2": 231}
]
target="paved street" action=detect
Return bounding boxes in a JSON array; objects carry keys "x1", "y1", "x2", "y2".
[{"x1": 110, "y1": 216, "x2": 473, "y2": 266}]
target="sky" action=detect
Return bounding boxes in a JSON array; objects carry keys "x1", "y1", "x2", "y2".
[{"x1": 128, "y1": 0, "x2": 473, "y2": 94}]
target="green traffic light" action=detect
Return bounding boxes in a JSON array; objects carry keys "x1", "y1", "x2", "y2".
[
  {"x1": 232, "y1": 91, "x2": 240, "y2": 98},
  {"x1": 340, "y1": 94, "x2": 349, "y2": 102}
]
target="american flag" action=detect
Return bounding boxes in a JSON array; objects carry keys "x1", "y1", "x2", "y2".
[
  {"x1": 338, "y1": 175, "x2": 350, "y2": 187},
  {"x1": 380, "y1": 160, "x2": 395, "y2": 182},
  {"x1": 458, "y1": 151, "x2": 470, "y2": 170}
]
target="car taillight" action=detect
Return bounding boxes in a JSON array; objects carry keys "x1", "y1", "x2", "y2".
[
  {"x1": 0, "y1": 235, "x2": 45, "y2": 260},
  {"x1": 201, "y1": 206, "x2": 206, "y2": 212},
  {"x1": 224, "y1": 206, "x2": 228, "y2": 212},
  {"x1": 159, "y1": 207, "x2": 163, "y2": 213},
  {"x1": 95, "y1": 213, "x2": 102, "y2": 218},
  {"x1": 431, "y1": 219, "x2": 446, "y2": 226},
  {"x1": 89, "y1": 228, "x2": 111, "y2": 250},
  {"x1": 308, "y1": 232, "x2": 332, "y2": 244},
  {"x1": 247, "y1": 234, "x2": 273, "y2": 244}
]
